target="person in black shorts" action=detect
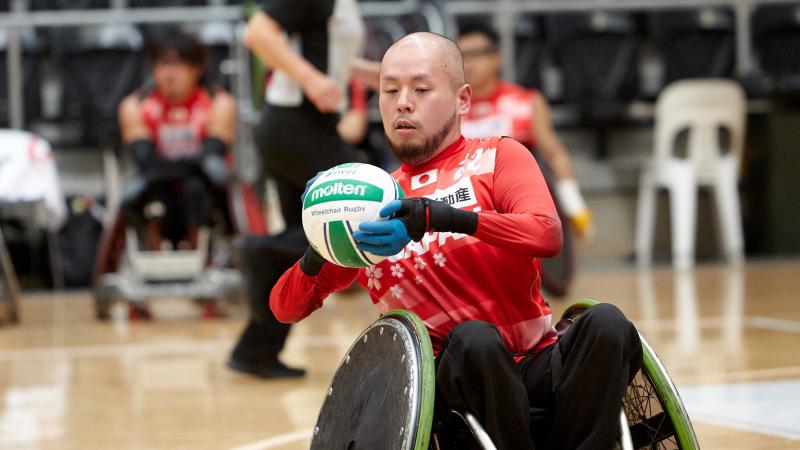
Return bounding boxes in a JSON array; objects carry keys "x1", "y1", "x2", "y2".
[{"x1": 226, "y1": 0, "x2": 367, "y2": 378}]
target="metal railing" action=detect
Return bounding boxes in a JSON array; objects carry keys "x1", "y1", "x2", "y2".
[
  {"x1": 444, "y1": 0, "x2": 800, "y2": 89},
  {"x1": 0, "y1": 0, "x2": 428, "y2": 130},
  {"x1": 3, "y1": 0, "x2": 800, "y2": 130}
]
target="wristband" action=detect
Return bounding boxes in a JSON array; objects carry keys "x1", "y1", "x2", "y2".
[
  {"x1": 202, "y1": 136, "x2": 228, "y2": 158},
  {"x1": 299, "y1": 246, "x2": 326, "y2": 276},
  {"x1": 128, "y1": 139, "x2": 157, "y2": 170},
  {"x1": 555, "y1": 178, "x2": 588, "y2": 218}
]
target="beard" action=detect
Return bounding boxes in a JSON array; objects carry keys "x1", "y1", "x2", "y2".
[{"x1": 386, "y1": 111, "x2": 458, "y2": 165}]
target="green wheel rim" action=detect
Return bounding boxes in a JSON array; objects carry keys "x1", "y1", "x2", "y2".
[
  {"x1": 383, "y1": 310, "x2": 435, "y2": 450},
  {"x1": 560, "y1": 298, "x2": 599, "y2": 321},
  {"x1": 561, "y1": 299, "x2": 698, "y2": 449},
  {"x1": 381, "y1": 303, "x2": 699, "y2": 449},
  {"x1": 640, "y1": 336, "x2": 700, "y2": 449}
]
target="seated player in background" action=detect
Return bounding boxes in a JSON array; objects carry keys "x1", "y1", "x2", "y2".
[
  {"x1": 118, "y1": 29, "x2": 236, "y2": 247},
  {"x1": 117, "y1": 29, "x2": 236, "y2": 317},
  {"x1": 271, "y1": 32, "x2": 642, "y2": 449},
  {"x1": 457, "y1": 21, "x2": 594, "y2": 238}
]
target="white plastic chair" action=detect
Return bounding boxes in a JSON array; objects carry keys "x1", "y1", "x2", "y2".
[
  {"x1": 635, "y1": 79, "x2": 746, "y2": 270},
  {"x1": 0, "y1": 130, "x2": 67, "y2": 289}
]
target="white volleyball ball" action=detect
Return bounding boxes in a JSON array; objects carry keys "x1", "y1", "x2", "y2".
[{"x1": 302, "y1": 163, "x2": 404, "y2": 268}]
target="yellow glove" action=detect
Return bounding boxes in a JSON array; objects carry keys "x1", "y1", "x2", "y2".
[
  {"x1": 569, "y1": 209, "x2": 594, "y2": 239},
  {"x1": 555, "y1": 179, "x2": 594, "y2": 239}
]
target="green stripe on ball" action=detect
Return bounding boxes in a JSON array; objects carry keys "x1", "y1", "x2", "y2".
[{"x1": 328, "y1": 220, "x2": 368, "y2": 267}]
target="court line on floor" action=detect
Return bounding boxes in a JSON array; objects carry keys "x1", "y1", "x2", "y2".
[
  {"x1": 2, "y1": 315, "x2": 799, "y2": 363},
  {"x1": 691, "y1": 412, "x2": 800, "y2": 442},
  {"x1": 679, "y1": 365, "x2": 800, "y2": 385},
  {"x1": 748, "y1": 316, "x2": 800, "y2": 334},
  {"x1": 0, "y1": 335, "x2": 356, "y2": 362},
  {"x1": 227, "y1": 429, "x2": 312, "y2": 450},
  {"x1": 633, "y1": 315, "x2": 800, "y2": 334}
]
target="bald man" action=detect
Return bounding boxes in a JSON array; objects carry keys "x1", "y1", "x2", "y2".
[{"x1": 270, "y1": 33, "x2": 642, "y2": 450}]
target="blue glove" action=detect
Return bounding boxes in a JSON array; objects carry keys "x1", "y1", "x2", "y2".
[
  {"x1": 301, "y1": 171, "x2": 326, "y2": 203},
  {"x1": 352, "y1": 200, "x2": 411, "y2": 256}
]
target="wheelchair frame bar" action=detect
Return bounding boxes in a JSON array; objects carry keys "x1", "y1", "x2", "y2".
[
  {"x1": 453, "y1": 410, "x2": 498, "y2": 450},
  {"x1": 619, "y1": 410, "x2": 634, "y2": 450}
]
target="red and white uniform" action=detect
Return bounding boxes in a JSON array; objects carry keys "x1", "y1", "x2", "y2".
[
  {"x1": 462, "y1": 81, "x2": 538, "y2": 148},
  {"x1": 140, "y1": 86, "x2": 212, "y2": 160},
  {"x1": 271, "y1": 136, "x2": 562, "y2": 356}
]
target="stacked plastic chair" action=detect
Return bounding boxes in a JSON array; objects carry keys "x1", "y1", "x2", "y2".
[{"x1": 635, "y1": 79, "x2": 746, "y2": 269}]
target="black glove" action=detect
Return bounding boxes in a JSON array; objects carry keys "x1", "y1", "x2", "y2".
[
  {"x1": 392, "y1": 198, "x2": 478, "y2": 242},
  {"x1": 128, "y1": 138, "x2": 160, "y2": 171}
]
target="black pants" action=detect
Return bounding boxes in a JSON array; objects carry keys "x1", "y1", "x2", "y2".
[
  {"x1": 231, "y1": 106, "x2": 358, "y2": 362},
  {"x1": 436, "y1": 304, "x2": 643, "y2": 450},
  {"x1": 230, "y1": 230, "x2": 309, "y2": 362},
  {"x1": 121, "y1": 171, "x2": 222, "y2": 245}
]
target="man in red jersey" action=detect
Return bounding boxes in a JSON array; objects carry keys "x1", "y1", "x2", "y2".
[
  {"x1": 117, "y1": 30, "x2": 235, "y2": 319},
  {"x1": 118, "y1": 30, "x2": 236, "y2": 248},
  {"x1": 458, "y1": 21, "x2": 594, "y2": 239},
  {"x1": 271, "y1": 32, "x2": 642, "y2": 450}
]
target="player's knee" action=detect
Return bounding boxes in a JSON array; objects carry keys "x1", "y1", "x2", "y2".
[
  {"x1": 448, "y1": 320, "x2": 508, "y2": 363},
  {"x1": 582, "y1": 303, "x2": 638, "y2": 350}
]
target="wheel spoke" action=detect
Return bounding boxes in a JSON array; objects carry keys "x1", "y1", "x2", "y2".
[{"x1": 622, "y1": 370, "x2": 680, "y2": 449}]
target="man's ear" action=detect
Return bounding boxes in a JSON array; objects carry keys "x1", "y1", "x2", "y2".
[{"x1": 456, "y1": 83, "x2": 472, "y2": 115}]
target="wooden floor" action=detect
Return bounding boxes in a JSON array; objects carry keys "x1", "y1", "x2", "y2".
[{"x1": 1, "y1": 259, "x2": 800, "y2": 450}]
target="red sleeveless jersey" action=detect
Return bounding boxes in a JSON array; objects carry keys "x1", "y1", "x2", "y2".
[
  {"x1": 462, "y1": 81, "x2": 538, "y2": 148},
  {"x1": 271, "y1": 136, "x2": 562, "y2": 356},
  {"x1": 140, "y1": 87, "x2": 212, "y2": 160}
]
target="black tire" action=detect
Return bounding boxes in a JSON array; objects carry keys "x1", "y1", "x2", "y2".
[
  {"x1": 95, "y1": 291, "x2": 112, "y2": 321},
  {"x1": 538, "y1": 160, "x2": 576, "y2": 298},
  {"x1": 8, "y1": 302, "x2": 19, "y2": 323},
  {"x1": 540, "y1": 224, "x2": 575, "y2": 298}
]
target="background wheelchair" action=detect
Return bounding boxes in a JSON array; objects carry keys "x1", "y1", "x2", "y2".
[
  {"x1": 311, "y1": 303, "x2": 699, "y2": 450},
  {"x1": 92, "y1": 176, "x2": 264, "y2": 320}
]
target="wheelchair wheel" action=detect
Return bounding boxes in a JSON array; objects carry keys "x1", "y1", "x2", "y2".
[
  {"x1": 433, "y1": 301, "x2": 699, "y2": 450},
  {"x1": 540, "y1": 225, "x2": 575, "y2": 298},
  {"x1": 538, "y1": 159, "x2": 576, "y2": 298},
  {"x1": 622, "y1": 336, "x2": 699, "y2": 449},
  {"x1": 562, "y1": 300, "x2": 699, "y2": 450},
  {"x1": 311, "y1": 310, "x2": 435, "y2": 450},
  {"x1": 93, "y1": 211, "x2": 126, "y2": 321}
]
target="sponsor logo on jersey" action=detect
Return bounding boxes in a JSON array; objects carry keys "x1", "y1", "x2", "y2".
[{"x1": 425, "y1": 177, "x2": 477, "y2": 209}]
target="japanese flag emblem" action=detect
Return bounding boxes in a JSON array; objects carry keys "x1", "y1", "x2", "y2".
[{"x1": 411, "y1": 169, "x2": 438, "y2": 190}]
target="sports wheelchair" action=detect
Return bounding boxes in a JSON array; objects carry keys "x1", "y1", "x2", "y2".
[
  {"x1": 92, "y1": 178, "x2": 265, "y2": 320},
  {"x1": 310, "y1": 302, "x2": 698, "y2": 450}
]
